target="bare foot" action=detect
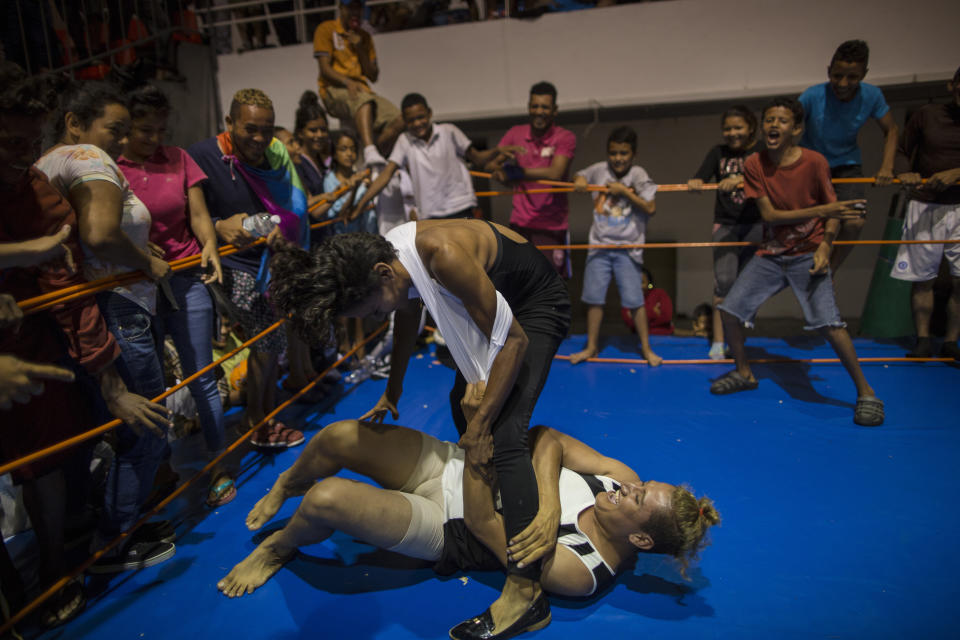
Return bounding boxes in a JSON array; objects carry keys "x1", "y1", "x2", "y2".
[
  {"x1": 568, "y1": 347, "x2": 598, "y2": 364},
  {"x1": 643, "y1": 350, "x2": 663, "y2": 367},
  {"x1": 217, "y1": 532, "x2": 294, "y2": 598},
  {"x1": 246, "y1": 471, "x2": 295, "y2": 530}
]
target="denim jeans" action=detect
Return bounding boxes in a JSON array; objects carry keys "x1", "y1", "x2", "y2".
[
  {"x1": 153, "y1": 271, "x2": 225, "y2": 453},
  {"x1": 95, "y1": 291, "x2": 167, "y2": 540}
]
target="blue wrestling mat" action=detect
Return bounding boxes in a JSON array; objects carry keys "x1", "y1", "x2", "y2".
[{"x1": 36, "y1": 335, "x2": 960, "y2": 639}]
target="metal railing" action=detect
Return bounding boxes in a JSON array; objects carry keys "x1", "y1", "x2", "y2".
[
  {"x1": 5, "y1": 0, "x2": 201, "y2": 79},
  {"x1": 193, "y1": 0, "x2": 494, "y2": 54}
]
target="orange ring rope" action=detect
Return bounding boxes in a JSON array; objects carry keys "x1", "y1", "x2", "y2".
[
  {"x1": 16, "y1": 217, "x2": 341, "y2": 314},
  {"x1": 534, "y1": 238, "x2": 960, "y2": 250},
  {"x1": 12, "y1": 168, "x2": 951, "y2": 314},
  {"x1": 0, "y1": 321, "x2": 388, "y2": 636},
  {"x1": 554, "y1": 354, "x2": 955, "y2": 365},
  {"x1": 469, "y1": 169, "x2": 940, "y2": 191},
  {"x1": 0, "y1": 318, "x2": 285, "y2": 478}
]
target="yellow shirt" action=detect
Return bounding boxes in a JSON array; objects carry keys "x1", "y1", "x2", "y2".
[{"x1": 312, "y1": 19, "x2": 376, "y2": 96}]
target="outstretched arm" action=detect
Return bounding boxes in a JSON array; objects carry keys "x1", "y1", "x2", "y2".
[
  {"x1": 360, "y1": 298, "x2": 421, "y2": 422},
  {"x1": 755, "y1": 195, "x2": 866, "y2": 225},
  {"x1": 532, "y1": 426, "x2": 640, "y2": 483},
  {"x1": 351, "y1": 161, "x2": 399, "y2": 219},
  {"x1": 466, "y1": 145, "x2": 524, "y2": 168}
]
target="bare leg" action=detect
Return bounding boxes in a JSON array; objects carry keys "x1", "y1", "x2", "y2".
[
  {"x1": 829, "y1": 217, "x2": 865, "y2": 273},
  {"x1": 818, "y1": 326, "x2": 875, "y2": 398},
  {"x1": 633, "y1": 307, "x2": 662, "y2": 367},
  {"x1": 375, "y1": 116, "x2": 405, "y2": 155},
  {"x1": 712, "y1": 296, "x2": 725, "y2": 345},
  {"x1": 285, "y1": 327, "x2": 318, "y2": 388},
  {"x1": 721, "y1": 310, "x2": 755, "y2": 382},
  {"x1": 911, "y1": 280, "x2": 935, "y2": 339},
  {"x1": 569, "y1": 305, "x2": 603, "y2": 364},
  {"x1": 353, "y1": 101, "x2": 376, "y2": 149},
  {"x1": 907, "y1": 280, "x2": 935, "y2": 357},
  {"x1": 20, "y1": 470, "x2": 67, "y2": 585},
  {"x1": 946, "y1": 277, "x2": 960, "y2": 342},
  {"x1": 219, "y1": 478, "x2": 414, "y2": 598},
  {"x1": 483, "y1": 575, "x2": 544, "y2": 635},
  {"x1": 245, "y1": 350, "x2": 278, "y2": 425},
  {"x1": 246, "y1": 419, "x2": 424, "y2": 530}
]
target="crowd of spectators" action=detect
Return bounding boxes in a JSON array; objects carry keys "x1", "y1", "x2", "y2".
[{"x1": 0, "y1": 2, "x2": 957, "y2": 632}]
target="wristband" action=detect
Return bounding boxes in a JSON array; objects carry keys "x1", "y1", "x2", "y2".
[{"x1": 502, "y1": 162, "x2": 525, "y2": 182}]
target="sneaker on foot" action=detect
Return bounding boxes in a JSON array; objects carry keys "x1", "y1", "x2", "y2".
[
  {"x1": 363, "y1": 144, "x2": 386, "y2": 168},
  {"x1": 939, "y1": 340, "x2": 960, "y2": 361},
  {"x1": 708, "y1": 342, "x2": 726, "y2": 360},
  {"x1": 132, "y1": 520, "x2": 176, "y2": 544},
  {"x1": 87, "y1": 541, "x2": 175, "y2": 574},
  {"x1": 906, "y1": 337, "x2": 933, "y2": 358}
]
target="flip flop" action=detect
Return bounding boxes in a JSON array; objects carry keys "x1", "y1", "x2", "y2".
[
  {"x1": 39, "y1": 577, "x2": 85, "y2": 629},
  {"x1": 250, "y1": 421, "x2": 305, "y2": 448},
  {"x1": 206, "y1": 476, "x2": 237, "y2": 507},
  {"x1": 853, "y1": 396, "x2": 884, "y2": 427}
]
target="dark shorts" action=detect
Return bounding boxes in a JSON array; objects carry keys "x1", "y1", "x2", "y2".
[
  {"x1": 217, "y1": 268, "x2": 286, "y2": 353},
  {"x1": 831, "y1": 164, "x2": 865, "y2": 201}
]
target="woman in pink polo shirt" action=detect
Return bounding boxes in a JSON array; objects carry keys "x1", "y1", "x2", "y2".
[{"x1": 118, "y1": 85, "x2": 234, "y2": 507}]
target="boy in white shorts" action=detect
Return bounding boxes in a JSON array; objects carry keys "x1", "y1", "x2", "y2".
[{"x1": 890, "y1": 66, "x2": 960, "y2": 360}]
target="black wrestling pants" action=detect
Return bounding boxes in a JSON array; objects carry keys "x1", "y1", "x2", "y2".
[{"x1": 449, "y1": 324, "x2": 565, "y2": 581}]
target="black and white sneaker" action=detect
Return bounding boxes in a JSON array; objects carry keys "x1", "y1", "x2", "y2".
[
  {"x1": 132, "y1": 520, "x2": 176, "y2": 544},
  {"x1": 87, "y1": 541, "x2": 175, "y2": 574},
  {"x1": 371, "y1": 354, "x2": 391, "y2": 379}
]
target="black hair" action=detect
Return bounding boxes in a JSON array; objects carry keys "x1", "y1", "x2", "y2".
[
  {"x1": 720, "y1": 104, "x2": 758, "y2": 140},
  {"x1": 294, "y1": 90, "x2": 327, "y2": 135},
  {"x1": 329, "y1": 129, "x2": 359, "y2": 172},
  {"x1": 693, "y1": 303, "x2": 712, "y2": 318},
  {"x1": 529, "y1": 81, "x2": 557, "y2": 103},
  {"x1": 761, "y1": 97, "x2": 804, "y2": 126},
  {"x1": 0, "y1": 62, "x2": 56, "y2": 117},
  {"x1": 127, "y1": 84, "x2": 171, "y2": 120},
  {"x1": 401, "y1": 92, "x2": 429, "y2": 112},
  {"x1": 953, "y1": 66, "x2": 960, "y2": 84},
  {"x1": 274, "y1": 125, "x2": 290, "y2": 135},
  {"x1": 270, "y1": 233, "x2": 397, "y2": 345},
  {"x1": 607, "y1": 126, "x2": 637, "y2": 153},
  {"x1": 53, "y1": 81, "x2": 126, "y2": 141},
  {"x1": 830, "y1": 40, "x2": 869, "y2": 68},
  {"x1": 642, "y1": 266, "x2": 654, "y2": 287}
]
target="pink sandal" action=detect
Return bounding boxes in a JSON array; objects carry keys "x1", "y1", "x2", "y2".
[{"x1": 250, "y1": 420, "x2": 305, "y2": 448}]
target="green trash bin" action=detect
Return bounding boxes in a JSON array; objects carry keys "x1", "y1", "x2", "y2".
[{"x1": 859, "y1": 193, "x2": 914, "y2": 338}]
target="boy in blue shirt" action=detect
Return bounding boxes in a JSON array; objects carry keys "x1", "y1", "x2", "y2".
[{"x1": 799, "y1": 39, "x2": 898, "y2": 271}]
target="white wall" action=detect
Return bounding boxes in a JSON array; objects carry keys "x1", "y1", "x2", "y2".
[
  {"x1": 217, "y1": 0, "x2": 960, "y2": 126},
  {"x1": 213, "y1": 0, "x2": 960, "y2": 320}
]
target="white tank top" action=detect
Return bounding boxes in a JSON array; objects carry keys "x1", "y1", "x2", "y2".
[{"x1": 385, "y1": 222, "x2": 514, "y2": 383}]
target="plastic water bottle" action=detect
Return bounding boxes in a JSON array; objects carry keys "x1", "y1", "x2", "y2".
[
  {"x1": 242, "y1": 213, "x2": 280, "y2": 237},
  {"x1": 344, "y1": 355, "x2": 376, "y2": 385}
]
